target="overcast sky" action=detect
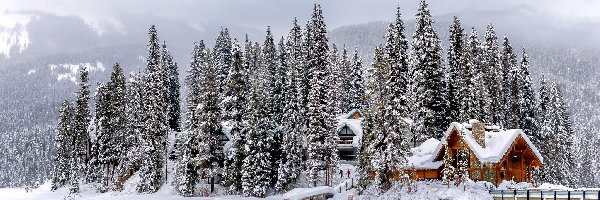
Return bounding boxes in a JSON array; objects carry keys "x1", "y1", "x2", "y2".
[{"x1": 1, "y1": 0, "x2": 600, "y2": 47}]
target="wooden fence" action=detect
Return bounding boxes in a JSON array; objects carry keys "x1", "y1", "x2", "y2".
[{"x1": 490, "y1": 189, "x2": 600, "y2": 200}]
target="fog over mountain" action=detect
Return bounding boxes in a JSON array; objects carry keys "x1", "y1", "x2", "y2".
[{"x1": 0, "y1": 0, "x2": 598, "y2": 188}]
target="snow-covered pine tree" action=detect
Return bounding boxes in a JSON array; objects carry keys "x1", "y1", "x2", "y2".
[
  {"x1": 386, "y1": 6, "x2": 410, "y2": 117},
  {"x1": 214, "y1": 28, "x2": 233, "y2": 93},
  {"x1": 328, "y1": 43, "x2": 341, "y2": 116},
  {"x1": 276, "y1": 34, "x2": 303, "y2": 192},
  {"x1": 533, "y1": 74, "x2": 550, "y2": 183},
  {"x1": 304, "y1": 4, "x2": 331, "y2": 187},
  {"x1": 356, "y1": 46, "x2": 385, "y2": 194},
  {"x1": 51, "y1": 101, "x2": 74, "y2": 190},
  {"x1": 369, "y1": 44, "x2": 391, "y2": 192},
  {"x1": 162, "y1": 42, "x2": 181, "y2": 132},
  {"x1": 518, "y1": 48, "x2": 538, "y2": 139},
  {"x1": 138, "y1": 25, "x2": 167, "y2": 193},
  {"x1": 553, "y1": 85, "x2": 574, "y2": 186},
  {"x1": 184, "y1": 41, "x2": 207, "y2": 131},
  {"x1": 379, "y1": 6, "x2": 410, "y2": 191},
  {"x1": 461, "y1": 28, "x2": 488, "y2": 122},
  {"x1": 323, "y1": 43, "x2": 340, "y2": 187},
  {"x1": 261, "y1": 27, "x2": 283, "y2": 185},
  {"x1": 500, "y1": 36, "x2": 519, "y2": 129},
  {"x1": 338, "y1": 47, "x2": 352, "y2": 113},
  {"x1": 241, "y1": 57, "x2": 273, "y2": 197},
  {"x1": 114, "y1": 72, "x2": 145, "y2": 189},
  {"x1": 409, "y1": 0, "x2": 447, "y2": 144},
  {"x1": 173, "y1": 131, "x2": 198, "y2": 196},
  {"x1": 539, "y1": 81, "x2": 558, "y2": 183},
  {"x1": 441, "y1": 143, "x2": 455, "y2": 185},
  {"x1": 222, "y1": 39, "x2": 249, "y2": 193},
  {"x1": 94, "y1": 83, "x2": 112, "y2": 189},
  {"x1": 222, "y1": 39, "x2": 248, "y2": 125},
  {"x1": 196, "y1": 51, "x2": 223, "y2": 194},
  {"x1": 482, "y1": 24, "x2": 503, "y2": 125},
  {"x1": 349, "y1": 48, "x2": 365, "y2": 110},
  {"x1": 94, "y1": 63, "x2": 127, "y2": 190},
  {"x1": 446, "y1": 16, "x2": 465, "y2": 123},
  {"x1": 71, "y1": 65, "x2": 91, "y2": 193}
]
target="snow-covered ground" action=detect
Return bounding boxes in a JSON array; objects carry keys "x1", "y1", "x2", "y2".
[
  {"x1": 0, "y1": 162, "x2": 587, "y2": 200},
  {"x1": 357, "y1": 180, "x2": 493, "y2": 200}
]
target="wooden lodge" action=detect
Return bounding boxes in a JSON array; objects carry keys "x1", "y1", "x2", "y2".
[
  {"x1": 336, "y1": 109, "x2": 363, "y2": 161},
  {"x1": 406, "y1": 120, "x2": 543, "y2": 185}
]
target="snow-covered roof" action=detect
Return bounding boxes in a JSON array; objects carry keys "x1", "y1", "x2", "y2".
[
  {"x1": 283, "y1": 186, "x2": 334, "y2": 200},
  {"x1": 338, "y1": 108, "x2": 363, "y2": 119},
  {"x1": 408, "y1": 121, "x2": 543, "y2": 169},
  {"x1": 407, "y1": 138, "x2": 444, "y2": 169},
  {"x1": 337, "y1": 118, "x2": 363, "y2": 148}
]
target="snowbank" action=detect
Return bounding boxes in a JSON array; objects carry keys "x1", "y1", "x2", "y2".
[
  {"x1": 496, "y1": 180, "x2": 533, "y2": 190},
  {"x1": 362, "y1": 180, "x2": 493, "y2": 200},
  {"x1": 283, "y1": 186, "x2": 334, "y2": 200}
]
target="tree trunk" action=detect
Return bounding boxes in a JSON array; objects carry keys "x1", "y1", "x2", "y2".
[{"x1": 210, "y1": 176, "x2": 215, "y2": 193}]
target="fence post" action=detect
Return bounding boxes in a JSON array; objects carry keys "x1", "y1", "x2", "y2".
[
  {"x1": 501, "y1": 190, "x2": 504, "y2": 200},
  {"x1": 514, "y1": 190, "x2": 517, "y2": 200},
  {"x1": 554, "y1": 191, "x2": 556, "y2": 200},
  {"x1": 527, "y1": 190, "x2": 529, "y2": 200},
  {"x1": 567, "y1": 191, "x2": 570, "y2": 200},
  {"x1": 582, "y1": 191, "x2": 585, "y2": 200}
]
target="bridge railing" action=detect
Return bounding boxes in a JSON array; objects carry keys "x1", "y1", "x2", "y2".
[{"x1": 490, "y1": 189, "x2": 600, "y2": 200}]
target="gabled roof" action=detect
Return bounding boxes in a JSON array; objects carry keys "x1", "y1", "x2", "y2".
[
  {"x1": 408, "y1": 121, "x2": 544, "y2": 169},
  {"x1": 339, "y1": 108, "x2": 363, "y2": 119},
  {"x1": 336, "y1": 118, "x2": 363, "y2": 148}
]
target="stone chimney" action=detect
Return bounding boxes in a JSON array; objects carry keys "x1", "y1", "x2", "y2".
[{"x1": 472, "y1": 121, "x2": 486, "y2": 148}]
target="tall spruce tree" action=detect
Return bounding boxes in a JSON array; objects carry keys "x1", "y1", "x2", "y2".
[
  {"x1": 214, "y1": 28, "x2": 233, "y2": 93},
  {"x1": 51, "y1": 101, "x2": 74, "y2": 190},
  {"x1": 94, "y1": 63, "x2": 127, "y2": 190},
  {"x1": 138, "y1": 25, "x2": 167, "y2": 193},
  {"x1": 409, "y1": 0, "x2": 447, "y2": 145},
  {"x1": 377, "y1": 6, "x2": 411, "y2": 191},
  {"x1": 173, "y1": 131, "x2": 199, "y2": 196},
  {"x1": 162, "y1": 42, "x2": 181, "y2": 132},
  {"x1": 357, "y1": 46, "x2": 385, "y2": 193},
  {"x1": 196, "y1": 51, "x2": 223, "y2": 193},
  {"x1": 553, "y1": 85, "x2": 574, "y2": 185},
  {"x1": 261, "y1": 27, "x2": 284, "y2": 185},
  {"x1": 71, "y1": 65, "x2": 91, "y2": 193},
  {"x1": 518, "y1": 49, "x2": 538, "y2": 137},
  {"x1": 94, "y1": 83, "x2": 112, "y2": 189},
  {"x1": 241, "y1": 58, "x2": 273, "y2": 197},
  {"x1": 535, "y1": 74, "x2": 550, "y2": 183},
  {"x1": 114, "y1": 72, "x2": 145, "y2": 189},
  {"x1": 222, "y1": 39, "x2": 249, "y2": 193},
  {"x1": 459, "y1": 28, "x2": 483, "y2": 122},
  {"x1": 184, "y1": 41, "x2": 207, "y2": 131},
  {"x1": 276, "y1": 32, "x2": 303, "y2": 192},
  {"x1": 500, "y1": 36, "x2": 519, "y2": 129},
  {"x1": 323, "y1": 43, "x2": 340, "y2": 187},
  {"x1": 349, "y1": 47, "x2": 365, "y2": 110},
  {"x1": 338, "y1": 47, "x2": 352, "y2": 112},
  {"x1": 446, "y1": 16, "x2": 465, "y2": 123},
  {"x1": 483, "y1": 24, "x2": 503, "y2": 125}
]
